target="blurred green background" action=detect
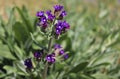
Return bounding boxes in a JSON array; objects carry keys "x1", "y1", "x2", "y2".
[{"x1": 0, "y1": 0, "x2": 120, "y2": 79}]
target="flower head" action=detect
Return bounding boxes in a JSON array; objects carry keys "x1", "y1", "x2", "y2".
[
  {"x1": 46, "y1": 10, "x2": 55, "y2": 22},
  {"x1": 36, "y1": 11, "x2": 44, "y2": 17},
  {"x1": 63, "y1": 54, "x2": 68, "y2": 60},
  {"x1": 55, "y1": 21, "x2": 70, "y2": 37},
  {"x1": 36, "y1": 4, "x2": 69, "y2": 34},
  {"x1": 34, "y1": 50, "x2": 43, "y2": 60},
  {"x1": 24, "y1": 58, "x2": 33, "y2": 69},
  {"x1": 55, "y1": 21, "x2": 64, "y2": 30},
  {"x1": 59, "y1": 50, "x2": 65, "y2": 55},
  {"x1": 54, "y1": 44, "x2": 69, "y2": 60},
  {"x1": 63, "y1": 21, "x2": 70, "y2": 30},
  {"x1": 59, "y1": 10, "x2": 67, "y2": 19},
  {"x1": 46, "y1": 54, "x2": 55, "y2": 64},
  {"x1": 37, "y1": 16, "x2": 48, "y2": 28},
  {"x1": 55, "y1": 28, "x2": 61, "y2": 35},
  {"x1": 54, "y1": 5, "x2": 63, "y2": 12},
  {"x1": 54, "y1": 44, "x2": 62, "y2": 50}
]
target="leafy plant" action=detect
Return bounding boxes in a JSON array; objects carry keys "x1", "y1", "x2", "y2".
[{"x1": 0, "y1": 1, "x2": 120, "y2": 79}]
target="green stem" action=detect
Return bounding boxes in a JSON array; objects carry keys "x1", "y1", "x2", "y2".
[
  {"x1": 36, "y1": 61, "x2": 41, "y2": 78},
  {"x1": 48, "y1": 37, "x2": 53, "y2": 52},
  {"x1": 43, "y1": 63, "x2": 49, "y2": 79},
  {"x1": 43, "y1": 37, "x2": 53, "y2": 79},
  {"x1": 42, "y1": 17, "x2": 55, "y2": 79}
]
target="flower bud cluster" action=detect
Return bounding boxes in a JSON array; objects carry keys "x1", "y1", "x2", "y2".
[
  {"x1": 24, "y1": 44, "x2": 68, "y2": 69},
  {"x1": 36, "y1": 5, "x2": 70, "y2": 38},
  {"x1": 46, "y1": 44, "x2": 68, "y2": 64}
]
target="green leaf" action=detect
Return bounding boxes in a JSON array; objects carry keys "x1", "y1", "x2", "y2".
[
  {"x1": 86, "y1": 62, "x2": 110, "y2": 71},
  {"x1": 14, "y1": 44, "x2": 24, "y2": 59},
  {"x1": 92, "y1": 73, "x2": 115, "y2": 79},
  {"x1": 3, "y1": 65, "x2": 17, "y2": 74},
  {"x1": 0, "y1": 72, "x2": 6, "y2": 78},
  {"x1": 0, "y1": 44, "x2": 16, "y2": 60},
  {"x1": 6, "y1": 7, "x2": 16, "y2": 36},
  {"x1": 13, "y1": 22, "x2": 29, "y2": 43},
  {"x1": 15, "y1": 62, "x2": 28, "y2": 76},
  {"x1": 79, "y1": 73, "x2": 95, "y2": 79},
  {"x1": 15, "y1": 7, "x2": 34, "y2": 33},
  {"x1": 68, "y1": 62, "x2": 89, "y2": 74},
  {"x1": 92, "y1": 62, "x2": 110, "y2": 68}
]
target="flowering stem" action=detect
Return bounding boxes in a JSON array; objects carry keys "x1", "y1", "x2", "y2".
[{"x1": 43, "y1": 37, "x2": 53, "y2": 79}]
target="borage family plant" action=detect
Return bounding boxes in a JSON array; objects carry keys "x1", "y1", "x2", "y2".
[{"x1": 24, "y1": 5, "x2": 70, "y2": 79}]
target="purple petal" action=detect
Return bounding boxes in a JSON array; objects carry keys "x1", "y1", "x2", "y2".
[
  {"x1": 24, "y1": 58, "x2": 33, "y2": 69},
  {"x1": 59, "y1": 50, "x2": 65, "y2": 55},
  {"x1": 36, "y1": 11, "x2": 44, "y2": 17},
  {"x1": 54, "y1": 5, "x2": 63, "y2": 12},
  {"x1": 54, "y1": 44, "x2": 62, "y2": 49}
]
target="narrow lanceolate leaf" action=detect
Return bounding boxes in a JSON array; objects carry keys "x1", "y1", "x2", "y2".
[
  {"x1": 68, "y1": 62, "x2": 89, "y2": 74},
  {"x1": 86, "y1": 62, "x2": 110, "y2": 71},
  {"x1": 13, "y1": 22, "x2": 29, "y2": 43},
  {"x1": 15, "y1": 7, "x2": 34, "y2": 33},
  {"x1": 3, "y1": 65, "x2": 17, "y2": 74},
  {"x1": 0, "y1": 44, "x2": 16, "y2": 60}
]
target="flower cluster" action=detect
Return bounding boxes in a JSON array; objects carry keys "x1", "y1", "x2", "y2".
[
  {"x1": 55, "y1": 21, "x2": 70, "y2": 37},
  {"x1": 54, "y1": 44, "x2": 68, "y2": 59},
  {"x1": 36, "y1": 5, "x2": 70, "y2": 38},
  {"x1": 46, "y1": 53, "x2": 55, "y2": 64},
  {"x1": 24, "y1": 44, "x2": 68, "y2": 69},
  {"x1": 36, "y1": 10, "x2": 54, "y2": 28},
  {"x1": 24, "y1": 50, "x2": 44, "y2": 70},
  {"x1": 46, "y1": 44, "x2": 68, "y2": 64}
]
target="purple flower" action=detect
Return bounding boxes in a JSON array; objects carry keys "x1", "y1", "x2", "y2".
[
  {"x1": 55, "y1": 21, "x2": 64, "y2": 30},
  {"x1": 39, "y1": 16, "x2": 48, "y2": 28},
  {"x1": 36, "y1": 11, "x2": 48, "y2": 29},
  {"x1": 63, "y1": 21, "x2": 70, "y2": 29},
  {"x1": 55, "y1": 21, "x2": 63, "y2": 35},
  {"x1": 54, "y1": 5, "x2": 63, "y2": 12},
  {"x1": 54, "y1": 44, "x2": 62, "y2": 49},
  {"x1": 24, "y1": 58, "x2": 33, "y2": 69},
  {"x1": 56, "y1": 28, "x2": 61, "y2": 35},
  {"x1": 61, "y1": 11, "x2": 67, "y2": 16},
  {"x1": 36, "y1": 11, "x2": 44, "y2": 17},
  {"x1": 46, "y1": 54, "x2": 55, "y2": 64},
  {"x1": 64, "y1": 54, "x2": 68, "y2": 60},
  {"x1": 46, "y1": 10, "x2": 55, "y2": 22},
  {"x1": 59, "y1": 10, "x2": 67, "y2": 19},
  {"x1": 34, "y1": 52, "x2": 41, "y2": 58},
  {"x1": 55, "y1": 21, "x2": 70, "y2": 36},
  {"x1": 34, "y1": 50, "x2": 43, "y2": 60},
  {"x1": 40, "y1": 16, "x2": 47, "y2": 23},
  {"x1": 46, "y1": 10, "x2": 51, "y2": 15},
  {"x1": 59, "y1": 50, "x2": 65, "y2": 55}
]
